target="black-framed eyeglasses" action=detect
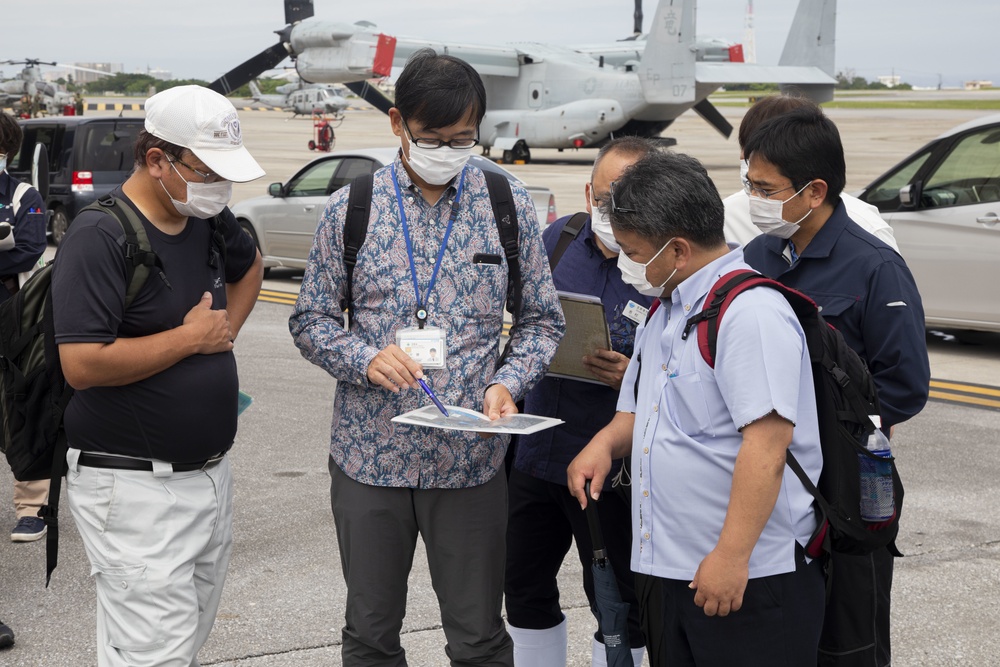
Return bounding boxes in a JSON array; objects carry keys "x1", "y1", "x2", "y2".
[
  {"x1": 609, "y1": 180, "x2": 636, "y2": 214},
  {"x1": 168, "y1": 153, "x2": 222, "y2": 184},
  {"x1": 742, "y1": 179, "x2": 797, "y2": 200},
  {"x1": 402, "y1": 119, "x2": 479, "y2": 150}
]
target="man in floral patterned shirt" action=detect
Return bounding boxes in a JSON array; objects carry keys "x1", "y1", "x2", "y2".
[{"x1": 290, "y1": 49, "x2": 564, "y2": 666}]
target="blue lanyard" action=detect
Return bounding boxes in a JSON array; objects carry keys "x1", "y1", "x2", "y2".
[{"x1": 391, "y1": 162, "x2": 466, "y2": 328}]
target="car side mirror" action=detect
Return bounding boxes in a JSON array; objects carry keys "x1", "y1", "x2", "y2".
[
  {"x1": 268, "y1": 182, "x2": 285, "y2": 197},
  {"x1": 898, "y1": 181, "x2": 921, "y2": 209}
]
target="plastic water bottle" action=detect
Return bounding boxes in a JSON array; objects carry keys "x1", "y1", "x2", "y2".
[{"x1": 859, "y1": 418, "x2": 895, "y2": 522}]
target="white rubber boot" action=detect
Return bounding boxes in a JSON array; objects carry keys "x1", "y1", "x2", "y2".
[
  {"x1": 591, "y1": 637, "x2": 646, "y2": 666},
  {"x1": 508, "y1": 616, "x2": 568, "y2": 667}
]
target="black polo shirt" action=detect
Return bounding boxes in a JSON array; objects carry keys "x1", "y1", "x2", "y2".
[{"x1": 52, "y1": 188, "x2": 257, "y2": 462}]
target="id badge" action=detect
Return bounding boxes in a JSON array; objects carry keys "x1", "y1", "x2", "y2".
[
  {"x1": 622, "y1": 300, "x2": 649, "y2": 325},
  {"x1": 397, "y1": 326, "x2": 448, "y2": 369}
]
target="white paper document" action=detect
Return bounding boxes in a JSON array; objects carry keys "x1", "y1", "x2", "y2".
[{"x1": 392, "y1": 405, "x2": 564, "y2": 435}]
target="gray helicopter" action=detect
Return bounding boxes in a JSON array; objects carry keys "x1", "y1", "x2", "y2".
[
  {"x1": 210, "y1": 0, "x2": 837, "y2": 164},
  {"x1": 248, "y1": 79, "x2": 349, "y2": 117},
  {"x1": 0, "y1": 59, "x2": 109, "y2": 115}
]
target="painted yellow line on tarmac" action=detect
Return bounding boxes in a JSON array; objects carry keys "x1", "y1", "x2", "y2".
[
  {"x1": 928, "y1": 379, "x2": 1000, "y2": 411},
  {"x1": 259, "y1": 289, "x2": 297, "y2": 305}
]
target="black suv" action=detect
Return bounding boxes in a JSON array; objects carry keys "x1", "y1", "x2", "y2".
[{"x1": 10, "y1": 116, "x2": 144, "y2": 244}]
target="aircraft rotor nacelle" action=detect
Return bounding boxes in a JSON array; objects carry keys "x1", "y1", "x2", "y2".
[
  {"x1": 485, "y1": 99, "x2": 626, "y2": 150},
  {"x1": 289, "y1": 20, "x2": 362, "y2": 50}
]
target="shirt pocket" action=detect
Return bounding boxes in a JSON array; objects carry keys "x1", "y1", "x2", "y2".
[
  {"x1": 809, "y1": 292, "x2": 857, "y2": 320},
  {"x1": 665, "y1": 371, "x2": 715, "y2": 437},
  {"x1": 454, "y1": 260, "x2": 507, "y2": 320}
]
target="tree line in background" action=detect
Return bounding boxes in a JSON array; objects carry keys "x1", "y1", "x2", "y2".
[
  {"x1": 53, "y1": 74, "x2": 285, "y2": 98},
  {"x1": 59, "y1": 69, "x2": 912, "y2": 98}
]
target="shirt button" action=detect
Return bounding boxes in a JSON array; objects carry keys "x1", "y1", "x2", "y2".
[
  {"x1": 661, "y1": 364, "x2": 667, "y2": 371},
  {"x1": 643, "y1": 490, "x2": 649, "y2": 497},
  {"x1": 684, "y1": 304, "x2": 691, "y2": 312},
  {"x1": 643, "y1": 447, "x2": 649, "y2": 454},
  {"x1": 644, "y1": 532, "x2": 650, "y2": 540},
  {"x1": 653, "y1": 405, "x2": 658, "y2": 412}
]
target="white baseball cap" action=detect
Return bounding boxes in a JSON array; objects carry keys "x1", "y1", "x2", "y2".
[{"x1": 144, "y1": 85, "x2": 265, "y2": 183}]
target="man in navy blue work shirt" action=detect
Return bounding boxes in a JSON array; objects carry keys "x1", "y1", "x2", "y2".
[
  {"x1": 505, "y1": 137, "x2": 655, "y2": 667},
  {"x1": 742, "y1": 107, "x2": 930, "y2": 667}
]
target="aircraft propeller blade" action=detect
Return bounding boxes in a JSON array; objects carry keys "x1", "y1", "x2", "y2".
[
  {"x1": 285, "y1": 0, "x2": 315, "y2": 25},
  {"x1": 208, "y1": 42, "x2": 291, "y2": 96},
  {"x1": 692, "y1": 99, "x2": 733, "y2": 139},
  {"x1": 344, "y1": 80, "x2": 394, "y2": 115}
]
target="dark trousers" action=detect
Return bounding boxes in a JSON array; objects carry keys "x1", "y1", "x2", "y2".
[
  {"x1": 818, "y1": 549, "x2": 894, "y2": 667},
  {"x1": 329, "y1": 458, "x2": 514, "y2": 667},
  {"x1": 636, "y1": 545, "x2": 825, "y2": 667},
  {"x1": 504, "y1": 468, "x2": 645, "y2": 647}
]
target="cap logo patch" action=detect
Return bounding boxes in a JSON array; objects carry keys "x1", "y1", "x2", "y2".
[{"x1": 223, "y1": 111, "x2": 242, "y2": 146}]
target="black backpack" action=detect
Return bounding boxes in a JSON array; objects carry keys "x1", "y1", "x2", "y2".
[
  {"x1": 342, "y1": 169, "x2": 524, "y2": 336},
  {"x1": 0, "y1": 195, "x2": 223, "y2": 585},
  {"x1": 681, "y1": 269, "x2": 904, "y2": 558}
]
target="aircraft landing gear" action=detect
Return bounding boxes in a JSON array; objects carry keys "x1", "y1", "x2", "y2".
[{"x1": 501, "y1": 141, "x2": 531, "y2": 164}]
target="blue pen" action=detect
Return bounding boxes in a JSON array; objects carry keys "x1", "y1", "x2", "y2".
[{"x1": 417, "y1": 378, "x2": 450, "y2": 417}]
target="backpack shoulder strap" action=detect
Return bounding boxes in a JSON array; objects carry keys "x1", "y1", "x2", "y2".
[
  {"x1": 84, "y1": 194, "x2": 168, "y2": 310},
  {"x1": 548, "y1": 212, "x2": 589, "y2": 273},
  {"x1": 683, "y1": 270, "x2": 819, "y2": 368},
  {"x1": 483, "y1": 170, "x2": 521, "y2": 322},
  {"x1": 342, "y1": 172, "x2": 374, "y2": 317},
  {"x1": 11, "y1": 182, "x2": 31, "y2": 216}
]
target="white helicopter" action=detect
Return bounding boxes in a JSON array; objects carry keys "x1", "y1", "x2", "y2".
[
  {"x1": 247, "y1": 79, "x2": 349, "y2": 117},
  {"x1": 210, "y1": 0, "x2": 837, "y2": 163}
]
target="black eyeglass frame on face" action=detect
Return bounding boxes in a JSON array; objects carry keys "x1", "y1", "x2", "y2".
[
  {"x1": 609, "y1": 180, "x2": 637, "y2": 214},
  {"x1": 167, "y1": 153, "x2": 223, "y2": 184},
  {"x1": 401, "y1": 119, "x2": 480, "y2": 150}
]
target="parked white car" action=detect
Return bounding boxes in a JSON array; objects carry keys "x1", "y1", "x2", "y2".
[
  {"x1": 857, "y1": 114, "x2": 1000, "y2": 333},
  {"x1": 232, "y1": 148, "x2": 557, "y2": 274}
]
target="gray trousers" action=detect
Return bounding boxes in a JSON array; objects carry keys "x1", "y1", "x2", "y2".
[{"x1": 329, "y1": 458, "x2": 514, "y2": 667}]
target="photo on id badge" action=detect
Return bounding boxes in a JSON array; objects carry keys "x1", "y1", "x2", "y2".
[{"x1": 398, "y1": 326, "x2": 447, "y2": 369}]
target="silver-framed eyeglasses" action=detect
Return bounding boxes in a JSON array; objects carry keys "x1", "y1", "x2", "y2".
[
  {"x1": 609, "y1": 180, "x2": 636, "y2": 214},
  {"x1": 168, "y1": 154, "x2": 222, "y2": 184}
]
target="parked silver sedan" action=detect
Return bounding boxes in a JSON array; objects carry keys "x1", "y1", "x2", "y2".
[
  {"x1": 231, "y1": 148, "x2": 557, "y2": 274},
  {"x1": 857, "y1": 113, "x2": 1000, "y2": 333}
]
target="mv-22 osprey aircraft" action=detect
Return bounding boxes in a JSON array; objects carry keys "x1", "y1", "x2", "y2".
[{"x1": 211, "y1": 0, "x2": 836, "y2": 164}]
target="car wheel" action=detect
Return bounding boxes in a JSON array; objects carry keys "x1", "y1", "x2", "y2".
[
  {"x1": 50, "y1": 207, "x2": 70, "y2": 246},
  {"x1": 239, "y1": 220, "x2": 269, "y2": 277}
]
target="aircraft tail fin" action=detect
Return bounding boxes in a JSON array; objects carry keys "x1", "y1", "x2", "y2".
[
  {"x1": 248, "y1": 80, "x2": 263, "y2": 100},
  {"x1": 638, "y1": 0, "x2": 697, "y2": 105},
  {"x1": 778, "y1": 0, "x2": 836, "y2": 101}
]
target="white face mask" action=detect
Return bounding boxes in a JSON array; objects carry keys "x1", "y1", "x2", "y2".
[
  {"x1": 161, "y1": 161, "x2": 232, "y2": 218},
  {"x1": 588, "y1": 188, "x2": 620, "y2": 253},
  {"x1": 739, "y1": 159, "x2": 749, "y2": 185},
  {"x1": 403, "y1": 139, "x2": 473, "y2": 186},
  {"x1": 748, "y1": 181, "x2": 813, "y2": 239},
  {"x1": 0, "y1": 155, "x2": 7, "y2": 173},
  {"x1": 617, "y1": 237, "x2": 677, "y2": 297}
]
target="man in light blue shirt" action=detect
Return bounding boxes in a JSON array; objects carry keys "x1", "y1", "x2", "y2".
[{"x1": 568, "y1": 151, "x2": 824, "y2": 666}]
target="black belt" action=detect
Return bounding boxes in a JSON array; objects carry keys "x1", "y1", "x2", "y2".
[{"x1": 78, "y1": 451, "x2": 225, "y2": 472}]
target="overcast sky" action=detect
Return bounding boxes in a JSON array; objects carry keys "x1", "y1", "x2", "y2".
[{"x1": 5, "y1": 0, "x2": 997, "y2": 89}]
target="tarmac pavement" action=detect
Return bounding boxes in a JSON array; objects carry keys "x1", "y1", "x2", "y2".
[{"x1": 2, "y1": 100, "x2": 1000, "y2": 665}]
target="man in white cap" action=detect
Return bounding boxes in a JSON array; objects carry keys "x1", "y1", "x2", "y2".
[{"x1": 51, "y1": 85, "x2": 264, "y2": 666}]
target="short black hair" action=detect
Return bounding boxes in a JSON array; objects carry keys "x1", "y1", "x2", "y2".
[
  {"x1": 0, "y1": 112, "x2": 23, "y2": 157},
  {"x1": 743, "y1": 107, "x2": 846, "y2": 206},
  {"x1": 394, "y1": 48, "x2": 487, "y2": 130},
  {"x1": 737, "y1": 95, "x2": 820, "y2": 150},
  {"x1": 133, "y1": 129, "x2": 185, "y2": 169},
  {"x1": 603, "y1": 151, "x2": 726, "y2": 248}
]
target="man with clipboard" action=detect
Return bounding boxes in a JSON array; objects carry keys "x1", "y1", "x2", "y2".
[{"x1": 505, "y1": 138, "x2": 658, "y2": 667}]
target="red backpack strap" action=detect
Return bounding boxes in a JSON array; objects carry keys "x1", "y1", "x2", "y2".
[
  {"x1": 682, "y1": 269, "x2": 813, "y2": 368},
  {"x1": 646, "y1": 298, "x2": 661, "y2": 322}
]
